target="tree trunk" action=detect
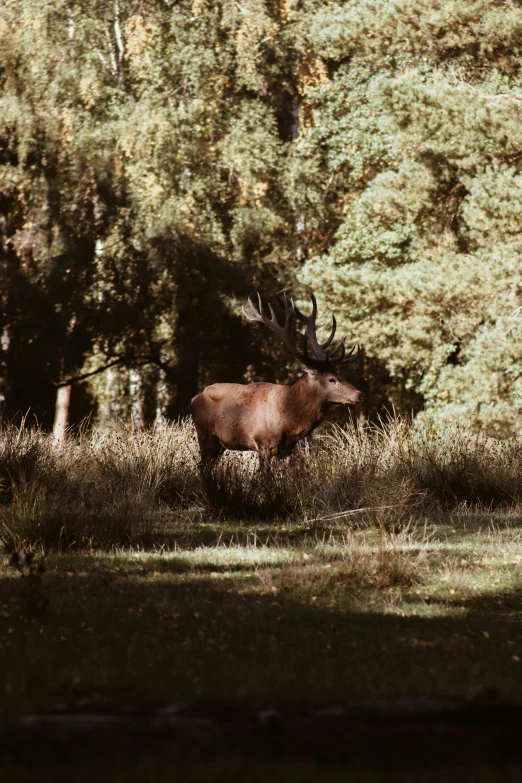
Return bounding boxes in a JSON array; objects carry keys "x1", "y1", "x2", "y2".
[
  {"x1": 129, "y1": 368, "x2": 143, "y2": 430},
  {"x1": 155, "y1": 374, "x2": 168, "y2": 423},
  {"x1": 0, "y1": 326, "x2": 9, "y2": 413},
  {"x1": 53, "y1": 384, "x2": 71, "y2": 441},
  {"x1": 174, "y1": 309, "x2": 199, "y2": 417},
  {"x1": 98, "y1": 366, "x2": 121, "y2": 428}
]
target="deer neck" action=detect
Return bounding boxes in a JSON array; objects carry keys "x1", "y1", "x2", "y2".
[{"x1": 282, "y1": 374, "x2": 325, "y2": 436}]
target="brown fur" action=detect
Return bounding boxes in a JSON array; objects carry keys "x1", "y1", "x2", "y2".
[{"x1": 191, "y1": 368, "x2": 364, "y2": 462}]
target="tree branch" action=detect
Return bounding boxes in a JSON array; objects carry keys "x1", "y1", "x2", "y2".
[
  {"x1": 55, "y1": 353, "x2": 179, "y2": 388},
  {"x1": 55, "y1": 357, "x2": 129, "y2": 388}
]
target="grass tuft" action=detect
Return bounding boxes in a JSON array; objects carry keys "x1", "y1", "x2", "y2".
[
  {"x1": 200, "y1": 453, "x2": 305, "y2": 520},
  {"x1": 1, "y1": 415, "x2": 522, "y2": 551}
]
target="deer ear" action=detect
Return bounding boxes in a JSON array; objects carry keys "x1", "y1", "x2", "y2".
[{"x1": 299, "y1": 364, "x2": 318, "y2": 377}]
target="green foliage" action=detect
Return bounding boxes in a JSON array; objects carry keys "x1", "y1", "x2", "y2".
[
  {"x1": 0, "y1": 0, "x2": 304, "y2": 422},
  {"x1": 297, "y1": 0, "x2": 522, "y2": 434},
  {"x1": 1, "y1": 0, "x2": 522, "y2": 430}
]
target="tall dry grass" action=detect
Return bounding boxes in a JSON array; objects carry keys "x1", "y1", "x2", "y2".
[
  {"x1": 0, "y1": 420, "x2": 200, "y2": 551},
  {"x1": 1, "y1": 415, "x2": 522, "y2": 551}
]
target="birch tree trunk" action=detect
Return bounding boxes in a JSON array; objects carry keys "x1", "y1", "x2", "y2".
[
  {"x1": 53, "y1": 384, "x2": 71, "y2": 441},
  {"x1": 129, "y1": 368, "x2": 143, "y2": 430}
]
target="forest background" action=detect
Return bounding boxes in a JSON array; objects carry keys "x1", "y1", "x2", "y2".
[{"x1": 1, "y1": 0, "x2": 522, "y2": 436}]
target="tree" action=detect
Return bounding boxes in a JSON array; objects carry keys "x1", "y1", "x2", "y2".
[
  {"x1": 296, "y1": 0, "x2": 522, "y2": 435},
  {"x1": 6, "y1": 0, "x2": 521, "y2": 434},
  {"x1": 0, "y1": 0, "x2": 319, "y2": 425}
]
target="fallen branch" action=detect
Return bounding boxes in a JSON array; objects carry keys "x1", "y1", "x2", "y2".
[{"x1": 308, "y1": 502, "x2": 421, "y2": 525}]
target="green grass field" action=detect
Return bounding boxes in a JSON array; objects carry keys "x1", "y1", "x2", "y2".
[
  {"x1": 1, "y1": 512, "x2": 522, "y2": 710},
  {"x1": 1, "y1": 420, "x2": 522, "y2": 778}
]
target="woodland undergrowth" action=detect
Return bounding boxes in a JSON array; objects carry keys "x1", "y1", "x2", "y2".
[{"x1": 0, "y1": 417, "x2": 521, "y2": 552}]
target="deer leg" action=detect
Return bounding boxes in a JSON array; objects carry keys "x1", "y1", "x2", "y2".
[
  {"x1": 257, "y1": 450, "x2": 268, "y2": 468},
  {"x1": 276, "y1": 440, "x2": 296, "y2": 463},
  {"x1": 258, "y1": 440, "x2": 290, "y2": 474},
  {"x1": 198, "y1": 433, "x2": 225, "y2": 463},
  {"x1": 257, "y1": 446, "x2": 276, "y2": 468}
]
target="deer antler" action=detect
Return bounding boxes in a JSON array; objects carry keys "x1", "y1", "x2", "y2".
[
  {"x1": 292, "y1": 292, "x2": 360, "y2": 366},
  {"x1": 243, "y1": 291, "x2": 360, "y2": 369},
  {"x1": 242, "y1": 292, "x2": 298, "y2": 358}
]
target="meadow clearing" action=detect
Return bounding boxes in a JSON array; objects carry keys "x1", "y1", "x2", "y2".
[{"x1": 1, "y1": 418, "x2": 522, "y2": 779}]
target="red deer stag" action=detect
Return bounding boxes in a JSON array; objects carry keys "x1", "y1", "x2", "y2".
[{"x1": 191, "y1": 292, "x2": 364, "y2": 462}]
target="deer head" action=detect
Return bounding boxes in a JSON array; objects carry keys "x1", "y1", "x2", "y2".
[{"x1": 242, "y1": 291, "x2": 364, "y2": 407}]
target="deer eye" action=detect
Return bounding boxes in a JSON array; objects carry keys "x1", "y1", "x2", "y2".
[{"x1": 329, "y1": 378, "x2": 336, "y2": 383}]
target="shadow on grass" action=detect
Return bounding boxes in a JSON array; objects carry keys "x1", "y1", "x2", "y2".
[
  {"x1": 1, "y1": 551, "x2": 522, "y2": 776},
  {"x1": 0, "y1": 557, "x2": 521, "y2": 711},
  {"x1": 52, "y1": 507, "x2": 519, "y2": 554}
]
